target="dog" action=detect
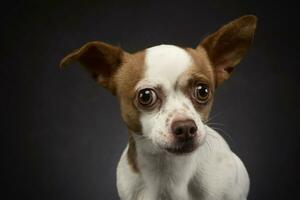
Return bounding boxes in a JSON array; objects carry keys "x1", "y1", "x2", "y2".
[{"x1": 60, "y1": 15, "x2": 257, "y2": 200}]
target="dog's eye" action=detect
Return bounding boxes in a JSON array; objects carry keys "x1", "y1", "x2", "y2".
[
  {"x1": 138, "y1": 88, "x2": 157, "y2": 108},
  {"x1": 194, "y1": 83, "x2": 210, "y2": 103}
]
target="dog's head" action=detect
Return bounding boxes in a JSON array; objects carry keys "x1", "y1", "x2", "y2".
[{"x1": 61, "y1": 15, "x2": 256, "y2": 155}]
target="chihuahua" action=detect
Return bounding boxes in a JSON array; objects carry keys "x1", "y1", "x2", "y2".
[{"x1": 60, "y1": 15, "x2": 257, "y2": 200}]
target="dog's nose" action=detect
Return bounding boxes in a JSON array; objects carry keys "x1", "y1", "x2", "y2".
[{"x1": 171, "y1": 120, "x2": 197, "y2": 140}]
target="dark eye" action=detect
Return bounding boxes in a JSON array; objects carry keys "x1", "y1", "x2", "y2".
[
  {"x1": 138, "y1": 88, "x2": 158, "y2": 108},
  {"x1": 194, "y1": 83, "x2": 210, "y2": 103}
]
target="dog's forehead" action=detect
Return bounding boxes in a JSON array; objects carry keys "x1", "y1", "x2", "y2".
[{"x1": 144, "y1": 45, "x2": 193, "y2": 86}]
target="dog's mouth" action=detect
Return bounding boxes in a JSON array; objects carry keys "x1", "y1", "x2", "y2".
[{"x1": 165, "y1": 140, "x2": 198, "y2": 155}]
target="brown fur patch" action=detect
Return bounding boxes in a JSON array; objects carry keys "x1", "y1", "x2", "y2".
[
  {"x1": 127, "y1": 135, "x2": 139, "y2": 173},
  {"x1": 178, "y1": 47, "x2": 215, "y2": 121},
  {"x1": 113, "y1": 51, "x2": 146, "y2": 173},
  {"x1": 114, "y1": 51, "x2": 145, "y2": 134},
  {"x1": 185, "y1": 47, "x2": 215, "y2": 88}
]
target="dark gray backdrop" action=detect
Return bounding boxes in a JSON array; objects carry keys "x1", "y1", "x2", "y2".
[{"x1": 2, "y1": 0, "x2": 300, "y2": 199}]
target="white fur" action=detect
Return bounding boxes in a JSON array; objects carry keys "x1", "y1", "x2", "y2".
[
  {"x1": 116, "y1": 45, "x2": 250, "y2": 200},
  {"x1": 139, "y1": 45, "x2": 205, "y2": 153},
  {"x1": 145, "y1": 45, "x2": 192, "y2": 88},
  {"x1": 117, "y1": 127, "x2": 249, "y2": 200}
]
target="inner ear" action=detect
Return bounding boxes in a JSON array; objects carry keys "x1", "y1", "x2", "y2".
[
  {"x1": 198, "y1": 15, "x2": 257, "y2": 86},
  {"x1": 60, "y1": 41, "x2": 127, "y2": 94}
]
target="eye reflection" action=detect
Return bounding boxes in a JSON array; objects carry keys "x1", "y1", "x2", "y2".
[{"x1": 194, "y1": 83, "x2": 210, "y2": 103}]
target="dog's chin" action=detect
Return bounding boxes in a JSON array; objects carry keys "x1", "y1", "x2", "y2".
[{"x1": 164, "y1": 141, "x2": 200, "y2": 155}]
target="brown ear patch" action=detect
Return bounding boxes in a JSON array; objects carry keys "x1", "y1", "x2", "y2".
[
  {"x1": 60, "y1": 41, "x2": 125, "y2": 94},
  {"x1": 199, "y1": 15, "x2": 257, "y2": 86}
]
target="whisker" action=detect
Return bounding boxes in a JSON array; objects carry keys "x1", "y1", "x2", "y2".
[
  {"x1": 206, "y1": 111, "x2": 224, "y2": 123},
  {"x1": 206, "y1": 132, "x2": 218, "y2": 139},
  {"x1": 210, "y1": 126, "x2": 235, "y2": 144},
  {"x1": 204, "y1": 125, "x2": 218, "y2": 140},
  {"x1": 204, "y1": 114, "x2": 235, "y2": 145},
  {"x1": 206, "y1": 122, "x2": 225, "y2": 127},
  {"x1": 205, "y1": 138, "x2": 212, "y2": 152}
]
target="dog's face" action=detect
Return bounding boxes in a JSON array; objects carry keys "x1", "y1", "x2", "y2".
[
  {"x1": 129, "y1": 45, "x2": 214, "y2": 154},
  {"x1": 61, "y1": 15, "x2": 257, "y2": 155}
]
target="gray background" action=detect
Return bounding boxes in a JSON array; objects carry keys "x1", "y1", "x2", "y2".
[{"x1": 2, "y1": 0, "x2": 299, "y2": 199}]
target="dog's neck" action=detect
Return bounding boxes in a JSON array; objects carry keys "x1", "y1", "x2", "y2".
[{"x1": 132, "y1": 135, "x2": 199, "y2": 199}]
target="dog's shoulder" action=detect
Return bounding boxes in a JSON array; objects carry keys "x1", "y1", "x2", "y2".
[{"x1": 190, "y1": 127, "x2": 249, "y2": 199}]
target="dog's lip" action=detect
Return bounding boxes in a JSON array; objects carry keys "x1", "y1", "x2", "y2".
[{"x1": 165, "y1": 141, "x2": 198, "y2": 155}]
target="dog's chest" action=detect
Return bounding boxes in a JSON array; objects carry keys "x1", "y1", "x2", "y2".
[
  {"x1": 137, "y1": 177, "x2": 200, "y2": 200},
  {"x1": 137, "y1": 153, "x2": 197, "y2": 200}
]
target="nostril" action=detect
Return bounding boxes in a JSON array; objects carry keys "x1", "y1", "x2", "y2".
[
  {"x1": 189, "y1": 126, "x2": 197, "y2": 135},
  {"x1": 175, "y1": 127, "x2": 184, "y2": 135}
]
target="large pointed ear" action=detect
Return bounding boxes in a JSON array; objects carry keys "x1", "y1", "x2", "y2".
[
  {"x1": 60, "y1": 41, "x2": 127, "y2": 94},
  {"x1": 198, "y1": 15, "x2": 257, "y2": 86}
]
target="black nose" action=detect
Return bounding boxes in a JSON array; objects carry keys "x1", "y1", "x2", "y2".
[{"x1": 171, "y1": 120, "x2": 197, "y2": 140}]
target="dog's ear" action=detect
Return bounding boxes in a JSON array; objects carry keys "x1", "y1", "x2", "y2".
[
  {"x1": 198, "y1": 15, "x2": 257, "y2": 86},
  {"x1": 60, "y1": 41, "x2": 127, "y2": 94}
]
